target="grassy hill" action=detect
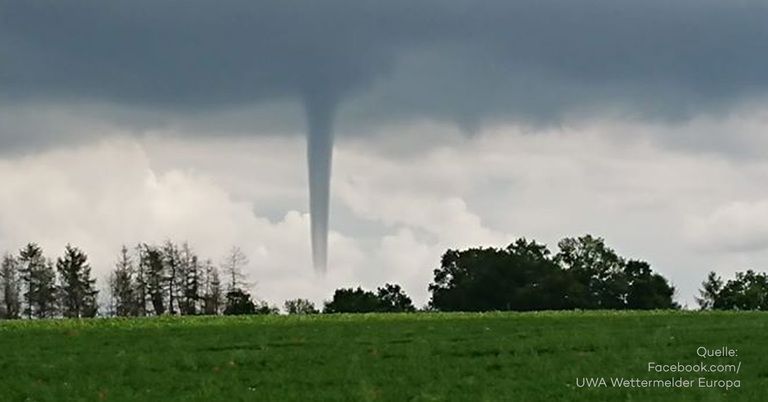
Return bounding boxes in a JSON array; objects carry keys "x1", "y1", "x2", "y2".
[{"x1": 0, "y1": 311, "x2": 764, "y2": 401}]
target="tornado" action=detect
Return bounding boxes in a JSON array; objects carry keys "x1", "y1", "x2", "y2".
[{"x1": 303, "y1": 91, "x2": 336, "y2": 273}]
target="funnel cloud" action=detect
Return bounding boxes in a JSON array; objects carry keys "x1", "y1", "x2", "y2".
[{"x1": 304, "y1": 91, "x2": 337, "y2": 273}]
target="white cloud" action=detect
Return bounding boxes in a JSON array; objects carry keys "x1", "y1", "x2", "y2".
[
  {"x1": 4, "y1": 112, "x2": 768, "y2": 309},
  {"x1": 686, "y1": 200, "x2": 768, "y2": 253},
  {"x1": 0, "y1": 139, "x2": 360, "y2": 307}
]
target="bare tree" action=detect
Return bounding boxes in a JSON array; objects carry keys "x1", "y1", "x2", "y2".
[
  {"x1": 134, "y1": 244, "x2": 149, "y2": 316},
  {"x1": 221, "y1": 246, "x2": 249, "y2": 292},
  {"x1": 178, "y1": 242, "x2": 200, "y2": 315},
  {"x1": 0, "y1": 253, "x2": 21, "y2": 319},
  {"x1": 162, "y1": 241, "x2": 181, "y2": 315},
  {"x1": 201, "y1": 259, "x2": 223, "y2": 315}
]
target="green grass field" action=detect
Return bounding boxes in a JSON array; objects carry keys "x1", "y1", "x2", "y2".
[{"x1": 0, "y1": 311, "x2": 765, "y2": 401}]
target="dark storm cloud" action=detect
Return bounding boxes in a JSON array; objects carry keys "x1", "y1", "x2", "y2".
[
  {"x1": 2, "y1": 0, "x2": 768, "y2": 275},
  {"x1": 1, "y1": 0, "x2": 398, "y2": 107},
  {"x1": 2, "y1": 0, "x2": 768, "y2": 129}
]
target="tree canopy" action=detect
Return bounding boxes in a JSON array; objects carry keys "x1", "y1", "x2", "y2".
[
  {"x1": 697, "y1": 270, "x2": 768, "y2": 310},
  {"x1": 324, "y1": 284, "x2": 416, "y2": 313},
  {"x1": 429, "y1": 236, "x2": 678, "y2": 312}
]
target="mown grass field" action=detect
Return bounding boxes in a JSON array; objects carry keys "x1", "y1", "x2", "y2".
[{"x1": 0, "y1": 311, "x2": 765, "y2": 401}]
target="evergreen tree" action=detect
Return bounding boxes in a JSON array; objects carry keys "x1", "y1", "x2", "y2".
[
  {"x1": 56, "y1": 245, "x2": 99, "y2": 318},
  {"x1": 0, "y1": 253, "x2": 22, "y2": 319},
  {"x1": 38, "y1": 259, "x2": 58, "y2": 318},
  {"x1": 18, "y1": 243, "x2": 58, "y2": 318},
  {"x1": 109, "y1": 246, "x2": 136, "y2": 317}
]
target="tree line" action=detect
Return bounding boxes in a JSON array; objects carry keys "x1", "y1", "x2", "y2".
[
  {"x1": 107, "y1": 242, "x2": 285, "y2": 316},
  {"x1": 0, "y1": 243, "x2": 98, "y2": 319},
  {"x1": 1, "y1": 234, "x2": 767, "y2": 319},
  {"x1": 696, "y1": 270, "x2": 768, "y2": 310}
]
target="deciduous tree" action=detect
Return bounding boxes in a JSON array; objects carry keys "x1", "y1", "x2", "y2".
[
  {"x1": 223, "y1": 288, "x2": 256, "y2": 315},
  {"x1": 376, "y1": 284, "x2": 415, "y2": 312},
  {"x1": 221, "y1": 246, "x2": 248, "y2": 292},
  {"x1": 284, "y1": 298, "x2": 319, "y2": 314},
  {"x1": 323, "y1": 287, "x2": 381, "y2": 313}
]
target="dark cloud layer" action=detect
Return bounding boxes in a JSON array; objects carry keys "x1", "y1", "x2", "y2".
[{"x1": 2, "y1": 0, "x2": 768, "y2": 135}]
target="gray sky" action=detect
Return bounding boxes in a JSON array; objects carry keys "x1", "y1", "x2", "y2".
[{"x1": 3, "y1": 1, "x2": 768, "y2": 307}]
